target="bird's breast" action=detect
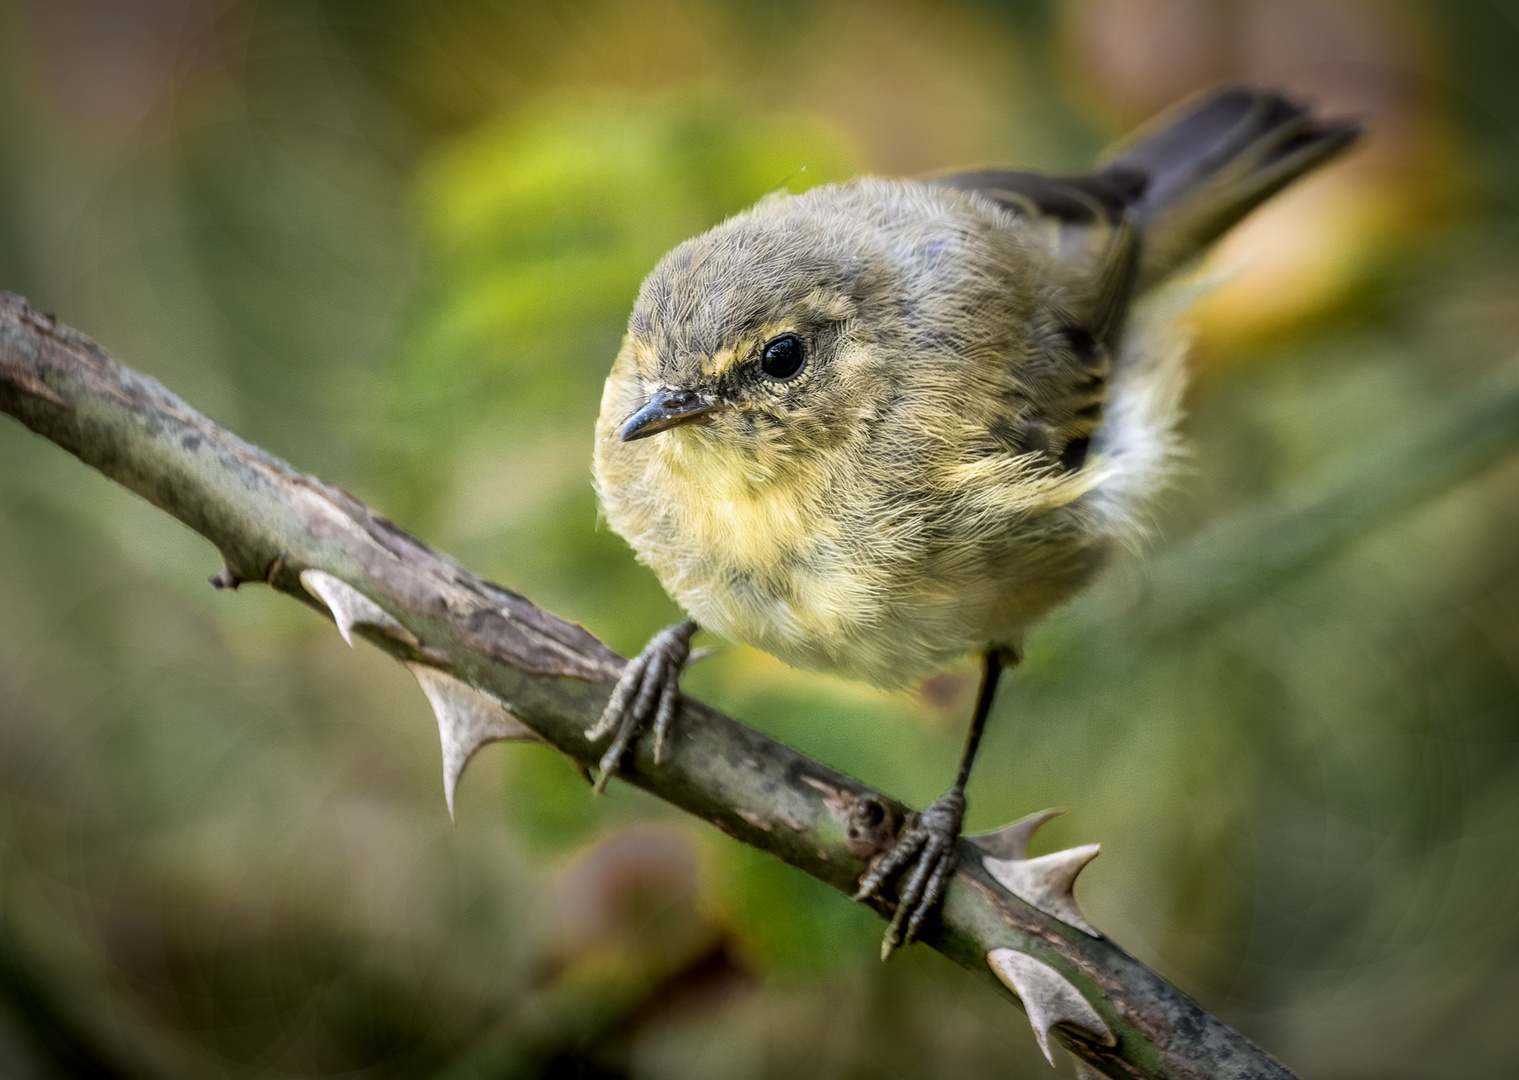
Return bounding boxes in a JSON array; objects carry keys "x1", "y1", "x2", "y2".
[
  {"x1": 597, "y1": 410, "x2": 1101, "y2": 688},
  {"x1": 608, "y1": 436, "x2": 893, "y2": 667}
]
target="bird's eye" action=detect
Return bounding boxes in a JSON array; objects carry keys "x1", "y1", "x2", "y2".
[{"x1": 760, "y1": 334, "x2": 805, "y2": 381}]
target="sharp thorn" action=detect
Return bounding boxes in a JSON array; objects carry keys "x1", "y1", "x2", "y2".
[
  {"x1": 986, "y1": 948, "x2": 1115, "y2": 1066},
  {"x1": 300, "y1": 569, "x2": 418, "y2": 648},
  {"x1": 973, "y1": 810, "x2": 1100, "y2": 936},
  {"x1": 404, "y1": 662, "x2": 538, "y2": 820},
  {"x1": 1032, "y1": 844, "x2": 1101, "y2": 893},
  {"x1": 966, "y1": 808, "x2": 1066, "y2": 861},
  {"x1": 983, "y1": 844, "x2": 1101, "y2": 937}
]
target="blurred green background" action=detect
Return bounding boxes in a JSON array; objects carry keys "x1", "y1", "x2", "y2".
[{"x1": 0, "y1": 0, "x2": 1516, "y2": 1077}]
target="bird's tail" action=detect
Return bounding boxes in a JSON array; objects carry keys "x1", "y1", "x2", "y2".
[{"x1": 1100, "y1": 87, "x2": 1363, "y2": 290}]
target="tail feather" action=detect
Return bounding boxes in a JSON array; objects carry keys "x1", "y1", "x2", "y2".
[{"x1": 1103, "y1": 87, "x2": 1364, "y2": 289}]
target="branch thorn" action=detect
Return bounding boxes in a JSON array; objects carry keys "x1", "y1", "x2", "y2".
[
  {"x1": 300, "y1": 568, "x2": 418, "y2": 648},
  {"x1": 403, "y1": 661, "x2": 541, "y2": 820},
  {"x1": 970, "y1": 810, "x2": 1100, "y2": 936},
  {"x1": 986, "y1": 948, "x2": 1115, "y2": 1066}
]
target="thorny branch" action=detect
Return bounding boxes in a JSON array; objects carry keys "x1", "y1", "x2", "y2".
[{"x1": 6, "y1": 294, "x2": 1518, "y2": 1077}]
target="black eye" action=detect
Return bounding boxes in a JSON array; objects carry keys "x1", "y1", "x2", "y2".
[{"x1": 760, "y1": 334, "x2": 805, "y2": 381}]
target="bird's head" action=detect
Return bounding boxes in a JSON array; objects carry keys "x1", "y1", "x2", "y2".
[{"x1": 598, "y1": 199, "x2": 900, "y2": 489}]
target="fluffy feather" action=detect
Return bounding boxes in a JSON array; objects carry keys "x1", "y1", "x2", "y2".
[{"x1": 593, "y1": 88, "x2": 1358, "y2": 689}]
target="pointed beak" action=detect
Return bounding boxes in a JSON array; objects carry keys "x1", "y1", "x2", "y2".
[{"x1": 620, "y1": 389, "x2": 720, "y2": 442}]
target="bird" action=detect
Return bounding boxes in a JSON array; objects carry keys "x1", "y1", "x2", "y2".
[{"x1": 587, "y1": 87, "x2": 1361, "y2": 957}]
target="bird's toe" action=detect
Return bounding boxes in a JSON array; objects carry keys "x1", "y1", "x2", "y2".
[
  {"x1": 863, "y1": 789, "x2": 967, "y2": 959},
  {"x1": 588, "y1": 620, "x2": 697, "y2": 792}
]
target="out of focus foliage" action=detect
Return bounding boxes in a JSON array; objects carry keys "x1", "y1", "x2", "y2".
[{"x1": 0, "y1": 1, "x2": 1516, "y2": 1078}]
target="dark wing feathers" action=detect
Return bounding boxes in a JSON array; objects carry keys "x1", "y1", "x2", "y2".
[
  {"x1": 934, "y1": 86, "x2": 1360, "y2": 474},
  {"x1": 1099, "y1": 86, "x2": 1362, "y2": 286},
  {"x1": 936, "y1": 86, "x2": 1361, "y2": 290},
  {"x1": 934, "y1": 167, "x2": 1147, "y2": 227}
]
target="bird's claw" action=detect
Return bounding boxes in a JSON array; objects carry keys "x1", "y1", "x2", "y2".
[
  {"x1": 854, "y1": 788, "x2": 967, "y2": 960},
  {"x1": 585, "y1": 620, "x2": 698, "y2": 792}
]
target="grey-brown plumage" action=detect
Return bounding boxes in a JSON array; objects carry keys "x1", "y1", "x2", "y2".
[{"x1": 587, "y1": 87, "x2": 1360, "y2": 954}]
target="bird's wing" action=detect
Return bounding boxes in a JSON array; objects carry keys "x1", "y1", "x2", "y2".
[
  {"x1": 933, "y1": 167, "x2": 1144, "y2": 343},
  {"x1": 933, "y1": 168, "x2": 1145, "y2": 229},
  {"x1": 932, "y1": 88, "x2": 1360, "y2": 475},
  {"x1": 932, "y1": 169, "x2": 1143, "y2": 475},
  {"x1": 941, "y1": 87, "x2": 1362, "y2": 291}
]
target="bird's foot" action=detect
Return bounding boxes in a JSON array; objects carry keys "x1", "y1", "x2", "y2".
[
  {"x1": 854, "y1": 787, "x2": 967, "y2": 960},
  {"x1": 584, "y1": 620, "x2": 698, "y2": 793}
]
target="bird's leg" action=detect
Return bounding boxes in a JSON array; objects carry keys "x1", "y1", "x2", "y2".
[
  {"x1": 856, "y1": 648, "x2": 1010, "y2": 959},
  {"x1": 585, "y1": 619, "x2": 698, "y2": 794}
]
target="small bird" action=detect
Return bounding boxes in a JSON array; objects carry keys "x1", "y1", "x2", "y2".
[{"x1": 589, "y1": 87, "x2": 1360, "y2": 956}]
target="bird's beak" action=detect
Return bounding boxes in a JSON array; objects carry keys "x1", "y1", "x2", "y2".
[{"x1": 619, "y1": 389, "x2": 720, "y2": 442}]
